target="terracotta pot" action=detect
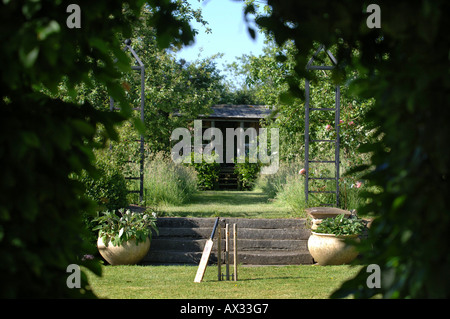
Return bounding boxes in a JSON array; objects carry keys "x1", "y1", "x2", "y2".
[
  {"x1": 307, "y1": 232, "x2": 359, "y2": 266},
  {"x1": 97, "y1": 236, "x2": 150, "y2": 265}
]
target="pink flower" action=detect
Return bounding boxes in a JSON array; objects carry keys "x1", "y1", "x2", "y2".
[
  {"x1": 299, "y1": 168, "x2": 306, "y2": 175},
  {"x1": 348, "y1": 121, "x2": 355, "y2": 125},
  {"x1": 355, "y1": 181, "x2": 362, "y2": 188},
  {"x1": 326, "y1": 124, "x2": 332, "y2": 131},
  {"x1": 82, "y1": 254, "x2": 94, "y2": 261}
]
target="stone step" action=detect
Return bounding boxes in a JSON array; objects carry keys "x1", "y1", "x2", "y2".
[
  {"x1": 155, "y1": 217, "x2": 307, "y2": 229},
  {"x1": 155, "y1": 227, "x2": 309, "y2": 240},
  {"x1": 219, "y1": 179, "x2": 237, "y2": 184},
  {"x1": 151, "y1": 238, "x2": 308, "y2": 251},
  {"x1": 144, "y1": 217, "x2": 313, "y2": 265},
  {"x1": 219, "y1": 171, "x2": 236, "y2": 175},
  {"x1": 219, "y1": 166, "x2": 238, "y2": 189}
]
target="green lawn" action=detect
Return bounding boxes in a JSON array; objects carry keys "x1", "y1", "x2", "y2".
[
  {"x1": 93, "y1": 190, "x2": 362, "y2": 300},
  {"x1": 155, "y1": 190, "x2": 301, "y2": 219},
  {"x1": 85, "y1": 264, "x2": 361, "y2": 299}
]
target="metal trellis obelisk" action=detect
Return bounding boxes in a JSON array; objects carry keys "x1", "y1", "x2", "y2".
[
  {"x1": 110, "y1": 39, "x2": 145, "y2": 202},
  {"x1": 304, "y1": 45, "x2": 340, "y2": 207}
]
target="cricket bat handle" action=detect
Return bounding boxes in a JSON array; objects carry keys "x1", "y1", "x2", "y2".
[{"x1": 210, "y1": 217, "x2": 220, "y2": 239}]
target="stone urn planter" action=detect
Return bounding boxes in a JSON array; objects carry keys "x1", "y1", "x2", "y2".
[
  {"x1": 306, "y1": 207, "x2": 351, "y2": 230},
  {"x1": 93, "y1": 209, "x2": 158, "y2": 266},
  {"x1": 305, "y1": 210, "x2": 367, "y2": 266},
  {"x1": 307, "y1": 232, "x2": 360, "y2": 266},
  {"x1": 97, "y1": 236, "x2": 150, "y2": 266}
]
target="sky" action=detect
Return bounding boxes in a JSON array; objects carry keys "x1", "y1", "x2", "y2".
[{"x1": 176, "y1": 0, "x2": 267, "y2": 81}]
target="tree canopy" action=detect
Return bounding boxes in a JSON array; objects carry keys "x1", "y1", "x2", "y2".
[
  {"x1": 0, "y1": 0, "x2": 200, "y2": 298},
  {"x1": 248, "y1": 0, "x2": 450, "y2": 298}
]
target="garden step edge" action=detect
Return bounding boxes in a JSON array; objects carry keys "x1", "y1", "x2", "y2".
[{"x1": 143, "y1": 217, "x2": 313, "y2": 265}]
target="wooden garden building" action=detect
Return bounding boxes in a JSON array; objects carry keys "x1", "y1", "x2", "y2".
[{"x1": 198, "y1": 104, "x2": 273, "y2": 189}]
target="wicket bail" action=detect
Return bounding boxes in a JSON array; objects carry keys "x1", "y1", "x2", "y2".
[{"x1": 218, "y1": 222, "x2": 238, "y2": 281}]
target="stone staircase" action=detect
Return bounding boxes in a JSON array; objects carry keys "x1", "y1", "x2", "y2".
[
  {"x1": 218, "y1": 165, "x2": 238, "y2": 189},
  {"x1": 142, "y1": 217, "x2": 313, "y2": 265}
]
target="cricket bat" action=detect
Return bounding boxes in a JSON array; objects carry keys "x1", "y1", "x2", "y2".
[{"x1": 194, "y1": 217, "x2": 220, "y2": 283}]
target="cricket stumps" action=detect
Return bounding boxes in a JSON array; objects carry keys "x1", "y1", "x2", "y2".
[{"x1": 218, "y1": 222, "x2": 238, "y2": 281}]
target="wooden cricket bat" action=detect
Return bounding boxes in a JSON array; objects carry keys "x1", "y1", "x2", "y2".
[{"x1": 194, "y1": 217, "x2": 220, "y2": 283}]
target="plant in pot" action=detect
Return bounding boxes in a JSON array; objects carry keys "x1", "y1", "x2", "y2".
[
  {"x1": 93, "y1": 209, "x2": 158, "y2": 265},
  {"x1": 307, "y1": 213, "x2": 368, "y2": 265}
]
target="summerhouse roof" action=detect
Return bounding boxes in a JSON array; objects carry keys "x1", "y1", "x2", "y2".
[{"x1": 204, "y1": 104, "x2": 273, "y2": 120}]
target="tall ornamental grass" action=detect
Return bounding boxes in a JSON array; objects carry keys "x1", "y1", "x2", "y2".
[
  {"x1": 257, "y1": 159, "x2": 366, "y2": 214},
  {"x1": 144, "y1": 152, "x2": 197, "y2": 206},
  {"x1": 256, "y1": 161, "x2": 306, "y2": 213}
]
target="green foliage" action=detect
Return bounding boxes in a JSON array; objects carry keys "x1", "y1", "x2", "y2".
[
  {"x1": 257, "y1": 160, "x2": 307, "y2": 214},
  {"x1": 314, "y1": 214, "x2": 367, "y2": 236},
  {"x1": 140, "y1": 52, "x2": 226, "y2": 152},
  {"x1": 256, "y1": 159, "x2": 364, "y2": 214},
  {"x1": 274, "y1": 174, "x2": 306, "y2": 214},
  {"x1": 98, "y1": 122, "x2": 143, "y2": 204},
  {"x1": 338, "y1": 177, "x2": 380, "y2": 213},
  {"x1": 0, "y1": 0, "x2": 197, "y2": 298},
  {"x1": 230, "y1": 40, "x2": 375, "y2": 165},
  {"x1": 257, "y1": 161, "x2": 298, "y2": 199},
  {"x1": 92, "y1": 210, "x2": 158, "y2": 247},
  {"x1": 78, "y1": 150, "x2": 129, "y2": 212},
  {"x1": 189, "y1": 152, "x2": 221, "y2": 190},
  {"x1": 234, "y1": 157, "x2": 261, "y2": 190},
  {"x1": 0, "y1": 97, "x2": 114, "y2": 298},
  {"x1": 144, "y1": 152, "x2": 197, "y2": 206},
  {"x1": 253, "y1": 0, "x2": 450, "y2": 298},
  {"x1": 121, "y1": 6, "x2": 228, "y2": 153}
]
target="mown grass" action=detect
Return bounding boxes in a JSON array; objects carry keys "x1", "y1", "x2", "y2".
[
  {"x1": 155, "y1": 190, "x2": 300, "y2": 219},
  {"x1": 85, "y1": 264, "x2": 361, "y2": 299}
]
